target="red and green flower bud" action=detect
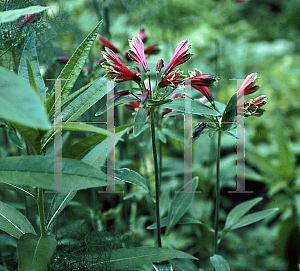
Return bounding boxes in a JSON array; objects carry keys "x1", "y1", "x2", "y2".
[{"x1": 193, "y1": 123, "x2": 207, "y2": 138}]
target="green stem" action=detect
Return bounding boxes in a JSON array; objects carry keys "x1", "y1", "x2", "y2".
[
  {"x1": 37, "y1": 188, "x2": 47, "y2": 236},
  {"x1": 213, "y1": 129, "x2": 222, "y2": 255},
  {"x1": 150, "y1": 107, "x2": 162, "y2": 247}
]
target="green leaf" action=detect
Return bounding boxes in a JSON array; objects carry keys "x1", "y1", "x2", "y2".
[
  {"x1": 224, "y1": 197, "x2": 263, "y2": 230},
  {"x1": 46, "y1": 21, "x2": 103, "y2": 118},
  {"x1": 0, "y1": 201, "x2": 36, "y2": 239},
  {"x1": 221, "y1": 93, "x2": 237, "y2": 132},
  {"x1": 0, "y1": 183, "x2": 35, "y2": 199},
  {"x1": 17, "y1": 233, "x2": 57, "y2": 271},
  {"x1": 63, "y1": 123, "x2": 131, "y2": 159},
  {"x1": 214, "y1": 101, "x2": 226, "y2": 115},
  {"x1": 113, "y1": 168, "x2": 149, "y2": 191},
  {"x1": 7, "y1": 126, "x2": 23, "y2": 149},
  {"x1": 169, "y1": 259, "x2": 198, "y2": 271},
  {"x1": 10, "y1": 123, "x2": 46, "y2": 154},
  {"x1": 123, "y1": 189, "x2": 148, "y2": 200},
  {"x1": 18, "y1": 32, "x2": 46, "y2": 102},
  {"x1": 0, "y1": 5, "x2": 49, "y2": 24},
  {"x1": 165, "y1": 98, "x2": 220, "y2": 116},
  {"x1": 61, "y1": 122, "x2": 109, "y2": 135},
  {"x1": 210, "y1": 254, "x2": 230, "y2": 271},
  {"x1": 0, "y1": 67, "x2": 51, "y2": 130},
  {"x1": 62, "y1": 78, "x2": 108, "y2": 122},
  {"x1": 81, "y1": 126, "x2": 129, "y2": 168},
  {"x1": 46, "y1": 190, "x2": 77, "y2": 230},
  {"x1": 25, "y1": 58, "x2": 38, "y2": 95},
  {"x1": 133, "y1": 108, "x2": 148, "y2": 137},
  {"x1": 0, "y1": 155, "x2": 107, "y2": 190},
  {"x1": 230, "y1": 208, "x2": 278, "y2": 230},
  {"x1": 153, "y1": 262, "x2": 173, "y2": 271},
  {"x1": 166, "y1": 177, "x2": 198, "y2": 235},
  {"x1": 89, "y1": 247, "x2": 197, "y2": 270}
]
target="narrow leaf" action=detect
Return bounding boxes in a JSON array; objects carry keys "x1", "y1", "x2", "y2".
[
  {"x1": 231, "y1": 208, "x2": 278, "y2": 230},
  {"x1": 166, "y1": 177, "x2": 198, "y2": 235},
  {"x1": 18, "y1": 32, "x2": 46, "y2": 101},
  {"x1": 0, "y1": 201, "x2": 36, "y2": 239},
  {"x1": 46, "y1": 21, "x2": 103, "y2": 118},
  {"x1": 0, "y1": 183, "x2": 35, "y2": 199},
  {"x1": 62, "y1": 78, "x2": 108, "y2": 122},
  {"x1": 224, "y1": 197, "x2": 262, "y2": 230},
  {"x1": 89, "y1": 247, "x2": 197, "y2": 270},
  {"x1": 0, "y1": 67, "x2": 51, "y2": 130},
  {"x1": 0, "y1": 155, "x2": 107, "y2": 190},
  {"x1": 17, "y1": 233, "x2": 57, "y2": 271},
  {"x1": 133, "y1": 108, "x2": 148, "y2": 137},
  {"x1": 46, "y1": 190, "x2": 77, "y2": 229},
  {"x1": 221, "y1": 93, "x2": 237, "y2": 132},
  {"x1": 25, "y1": 57, "x2": 38, "y2": 95},
  {"x1": 113, "y1": 168, "x2": 149, "y2": 191},
  {"x1": 7, "y1": 126, "x2": 23, "y2": 149},
  {"x1": 210, "y1": 254, "x2": 230, "y2": 271}
]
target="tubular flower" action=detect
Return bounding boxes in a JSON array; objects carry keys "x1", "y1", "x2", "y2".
[
  {"x1": 97, "y1": 34, "x2": 119, "y2": 53},
  {"x1": 237, "y1": 73, "x2": 260, "y2": 100},
  {"x1": 163, "y1": 39, "x2": 192, "y2": 75},
  {"x1": 144, "y1": 43, "x2": 160, "y2": 55},
  {"x1": 112, "y1": 90, "x2": 130, "y2": 102},
  {"x1": 237, "y1": 95, "x2": 267, "y2": 117},
  {"x1": 186, "y1": 69, "x2": 218, "y2": 87},
  {"x1": 125, "y1": 100, "x2": 150, "y2": 116},
  {"x1": 156, "y1": 59, "x2": 164, "y2": 72},
  {"x1": 138, "y1": 28, "x2": 147, "y2": 43},
  {"x1": 56, "y1": 57, "x2": 70, "y2": 64},
  {"x1": 193, "y1": 123, "x2": 207, "y2": 138},
  {"x1": 158, "y1": 69, "x2": 186, "y2": 88},
  {"x1": 128, "y1": 37, "x2": 150, "y2": 72},
  {"x1": 102, "y1": 48, "x2": 141, "y2": 83},
  {"x1": 18, "y1": 13, "x2": 41, "y2": 27}
]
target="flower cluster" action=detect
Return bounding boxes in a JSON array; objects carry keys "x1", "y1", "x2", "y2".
[{"x1": 101, "y1": 36, "x2": 218, "y2": 111}]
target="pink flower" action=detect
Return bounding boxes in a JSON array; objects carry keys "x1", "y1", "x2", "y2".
[
  {"x1": 18, "y1": 13, "x2": 41, "y2": 27},
  {"x1": 159, "y1": 69, "x2": 186, "y2": 88},
  {"x1": 97, "y1": 34, "x2": 119, "y2": 53},
  {"x1": 237, "y1": 73, "x2": 260, "y2": 100},
  {"x1": 125, "y1": 101, "x2": 150, "y2": 116},
  {"x1": 156, "y1": 59, "x2": 164, "y2": 72},
  {"x1": 186, "y1": 70, "x2": 217, "y2": 87},
  {"x1": 163, "y1": 40, "x2": 192, "y2": 75},
  {"x1": 128, "y1": 37, "x2": 150, "y2": 72},
  {"x1": 102, "y1": 48, "x2": 141, "y2": 83},
  {"x1": 138, "y1": 28, "x2": 147, "y2": 43},
  {"x1": 112, "y1": 90, "x2": 130, "y2": 102}
]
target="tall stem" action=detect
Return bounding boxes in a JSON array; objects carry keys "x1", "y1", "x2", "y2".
[
  {"x1": 150, "y1": 107, "x2": 162, "y2": 247},
  {"x1": 213, "y1": 129, "x2": 222, "y2": 255},
  {"x1": 37, "y1": 188, "x2": 46, "y2": 236}
]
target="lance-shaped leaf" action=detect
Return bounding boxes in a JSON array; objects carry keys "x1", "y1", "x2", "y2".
[
  {"x1": 165, "y1": 98, "x2": 220, "y2": 116},
  {"x1": 166, "y1": 177, "x2": 198, "y2": 235},
  {"x1": 17, "y1": 233, "x2": 57, "y2": 271},
  {"x1": 46, "y1": 190, "x2": 77, "y2": 229},
  {"x1": 18, "y1": 32, "x2": 46, "y2": 102},
  {"x1": 113, "y1": 168, "x2": 149, "y2": 191},
  {"x1": 88, "y1": 247, "x2": 197, "y2": 270},
  {"x1": 0, "y1": 155, "x2": 107, "y2": 190},
  {"x1": 0, "y1": 5, "x2": 49, "y2": 24},
  {"x1": 0, "y1": 67, "x2": 51, "y2": 130},
  {"x1": 0, "y1": 201, "x2": 36, "y2": 239},
  {"x1": 210, "y1": 254, "x2": 230, "y2": 271},
  {"x1": 46, "y1": 21, "x2": 103, "y2": 118},
  {"x1": 169, "y1": 259, "x2": 198, "y2": 271},
  {"x1": 224, "y1": 197, "x2": 263, "y2": 230},
  {"x1": 153, "y1": 262, "x2": 173, "y2": 271},
  {"x1": 221, "y1": 93, "x2": 237, "y2": 132},
  {"x1": 0, "y1": 183, "x2": 35, "y2": 199},
  {"x1": 62, "y1": 78, "x2": 108, "y2": 122},
  {"x1": 133, "y1": 108, "x2": 148, "y2": 137}
]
